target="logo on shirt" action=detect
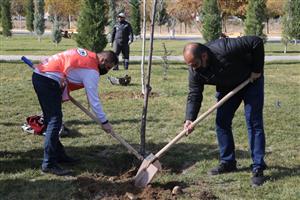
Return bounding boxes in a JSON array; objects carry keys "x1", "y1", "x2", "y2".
[{"x1": 77, "y1": 48, "x2": 88, "y2": 57}]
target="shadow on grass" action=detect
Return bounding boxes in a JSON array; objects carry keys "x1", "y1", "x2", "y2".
[
  {"x1": 65, "y1": 118, "x2": 159, "y2": 126},
  {"x1": 267, "y1": 165, "x2": 300, "y2": 181},
  {"x1": 265, "y1": 50, "x2": 300, "y2": 54},
  {"x1": 4, "y1": 49, "x2": 64, "y2": 52},
  {"x1": 0, "y1": 122, "x2": 23, "y2": 127},
  {"x1": 1, "y1": 138, "x2": 278, "y2": 176},
  {"x1": 265, "y1": 60, "x2": 300, "y2": 65},
  {"x1": 0, "y1": 178, "x2": 75, "y2": 200},
  {"x1": 0, "y1": 142, "x2": 221, "y2": 176}
]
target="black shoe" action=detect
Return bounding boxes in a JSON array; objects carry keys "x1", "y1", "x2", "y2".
[
  {"x1": 209, "y1": 162, "x2": 237, "y2": 175},
  {"x1": 113, "y1": 66, "x2": 119, "y2": 70},
  {"x1": 42, "y1": 165, "x2": 72, "y2": 176},
  {"x1": 251, "y1": 168, "x2": 265, "y2": 187},
  {"x1": 57, "y1": 155, "x2": 80, "y2": 164}
]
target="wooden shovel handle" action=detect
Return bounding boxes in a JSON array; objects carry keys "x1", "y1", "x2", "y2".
[
  {"x1": 154, "y1": 78, "x2": 250, "y2": 159},
  {"x1": 69, "y1": 95, "x2": 144, "y2": 161}
]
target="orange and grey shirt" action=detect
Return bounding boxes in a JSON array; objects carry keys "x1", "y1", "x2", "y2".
[{"x1": 34, "y1": 48, "x2": 107, "y2": 123}]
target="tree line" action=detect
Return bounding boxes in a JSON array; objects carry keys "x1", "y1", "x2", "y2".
[{"x1": 0, "y1": 0, "x2": 299, "y2": 52}]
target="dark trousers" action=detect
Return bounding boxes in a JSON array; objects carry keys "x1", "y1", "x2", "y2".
[
  {"x1": 114, "y1": 42, "x2": 129, "y2": 69},
  {"x1": 32, "y1": 73, "x2": 66, "y2": 168},
  {"x1": 215, "y1": 76, "x2": 266, "y2": 171}
]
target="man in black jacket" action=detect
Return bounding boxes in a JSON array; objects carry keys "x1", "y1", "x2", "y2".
[
  {"x1": 183, "y1": 36, "x2": 267, "y2": 186},
  {"x1": 110, "y1": 13, "x2": 134, "y2": 70}
]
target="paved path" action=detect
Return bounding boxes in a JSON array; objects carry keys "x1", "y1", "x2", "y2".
[
  {"x1": 1, "y1": 55, "x2": 300, "y2": 62},
  {"x1": 10, "y1": 29, "x2": 291, "y2": 43}
]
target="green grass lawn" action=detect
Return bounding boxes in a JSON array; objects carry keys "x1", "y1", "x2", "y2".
[
  {"x1": 0, "y1": 59, "x2": 299, "y2": 199},
  {"x1": 1, "y1": 35, "x2": 299, "y2": 56}
]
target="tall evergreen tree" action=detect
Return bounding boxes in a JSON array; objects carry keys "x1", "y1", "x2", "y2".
[
  {"x1": 130, "y1": 0, "x2": 141, "y2": 36},
  {"x1": 76, "y1": 0, "x2": 108, "y2": 53},
  {"x1": 156, "y1": 0, "x2": 168, "y2": 33},
  {"x1": 51, "y1": 15, "x2": 62, "y2": 46},
  {"x1": 244, "y1": 0, "x2": 266, "y2": 39},
  {"x1": 34, "y1": 0, "x2": 45, "y2": 41},
  {"x1": 25, "y1": 0, "x2": 34, "y2": 32},
  {"x1": 1, "y1": 0, "x2": 13, "y2": 37},
  {"x1": 201, "y1": 0, "x2": 222, "y2": 42},
  {"x1": 289, "y1": 0, "x2": 300, "y2": 41},
  {"x1": 108, "y1": 0, "x2": 116, "y2": 33},
  {"x1": 281, "y1": 0, "x2": 300, "y2": 53}
]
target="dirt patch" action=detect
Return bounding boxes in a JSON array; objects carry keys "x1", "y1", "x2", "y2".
[
  {"x1": 101, "y1": 91, "x2": 160, "y2": 100},
  {"x1": 72, "y1": 152, "x2": 217, "y2": 200},
  {"x1": 73, "y1": 173, "x2": 179, "y2": 200},
  {"x1": 73, "y1": 172, "x2": 218, "y2": 200}
]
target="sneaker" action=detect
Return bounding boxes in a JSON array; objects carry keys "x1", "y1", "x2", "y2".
[
  {"x1": 113, "y1": 66, "x2": 119, "y2": 70},
  {"x1": 57, "y1": 155, "x2": 80, "y2": 164},
  {"x1": 42, "y1": 165, "x2": 72, "y2": 176},
  {"x1": 209, "y1": 162, "x2": 237, "y2": 175},
  {"x1": 251, "y1": 168, "x2": 265, "y2": 187}
]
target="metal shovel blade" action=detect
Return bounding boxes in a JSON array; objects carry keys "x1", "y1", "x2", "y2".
[{"x1": 134, "y1": 154, "x2": 162, "y2": 188}]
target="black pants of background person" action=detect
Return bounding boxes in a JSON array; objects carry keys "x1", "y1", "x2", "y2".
[{"x1": 113, "y1": 42, "x2": 129, "y2": 70}]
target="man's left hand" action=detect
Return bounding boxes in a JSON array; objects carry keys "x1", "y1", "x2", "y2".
[{"x1": 250, "y1": 72, "x2": 261, "y2": 82}]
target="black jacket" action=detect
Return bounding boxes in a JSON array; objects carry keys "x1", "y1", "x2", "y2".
[
  {"x1": 111, "y1": 20, "x2": 133, "y2": 45},
  {"x1": 185, "y1": 36, "x2": 265, "y2": 121}
]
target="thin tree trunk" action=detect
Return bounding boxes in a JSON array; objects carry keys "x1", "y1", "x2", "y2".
[
  {"x1": 180, "y1": 23, "x2": 182, "y2": 34},
  {"x1": 140, "y1": 0, "x2": 157, "y2": 156},
  {"x1": 222, "y1": 17, "x2": 227, "y2": 33},
  {"x1": 68, "y1": 15, "x2": 71, "y2": 29},
  {"x1": 267, "y1": 18, "x2": 269, "y2": 34},
  {"x1": 284, "y1": 43, "x2": 287, "y2": 53},
  {"x1": 140, "y1": 0, "x2": 146, "y2": 95}
]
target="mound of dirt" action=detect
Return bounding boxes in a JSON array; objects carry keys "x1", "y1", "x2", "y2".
[
  {"x1": 73, "y1": 172, "x2": 177, "y2": 200},
  {"x1": 72, "y1": 152, "x2": 217, "y2": 200},
  {"x1": 101, "y1": 91, "x2": 160, "y2": 100}
]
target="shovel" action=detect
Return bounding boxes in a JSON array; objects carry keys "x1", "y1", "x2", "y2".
[
  {"x1": 69, "y1": 95, "x2": 144, "y2": 161},
  {"x1": 134, "y1": 78, "x2": 251, "y2": 187}
]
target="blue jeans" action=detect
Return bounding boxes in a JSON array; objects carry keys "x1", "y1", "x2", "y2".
[
  {"x1": 32, "y1": 73, "x2": 66, "y2": 168},
  {"x1": 215, "y1": 77, "x2": 266, "y2": 171}
]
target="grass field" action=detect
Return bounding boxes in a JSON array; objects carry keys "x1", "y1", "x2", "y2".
[
  {"x1": 1, "y1": 35, "x2": 300, "y2": 56},
  {"x1": 0, "y1": 57, "x2": 299, "y2": 199}
]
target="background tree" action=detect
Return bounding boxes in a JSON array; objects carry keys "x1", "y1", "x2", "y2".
[
  {"x1": 1, "y1": 0, "x2": 13, "y2": 37},
  {"x1": 11, "y1": 0, "x2": 26, "y2": 29},
  {"x1": 281, "y1": 0, "x2": 300, "y2": 53},
  {"x1": 201, "y1": 0, "x2": 221, "y2": 42},
  {"x1": 34, "y1": 0, "x2": 45, "y2": 41},
  {"x1": 0, "y1": 4, "x2": 1, "y2": 27},
  {"x1": 108, "y1": 0, "x2": 116, "y2": 33},
  {"x1": 45, "y1": 0, "x2": 80, "y2": 29},
  {"x1": 51, "y1": 15, "x2": 62, "y2": 46},
  {"x1": 76, "y1": 0, "x2": 108, "y2": 53},
  {"x1": 115, "y1": 0, "x2": 129, "y2": 16},
  {"x1": 218, "y1": 0, "x2": 247, "y2": 33},
  {"x1": 167, "y1": 0, "x2": 202, "y2": 34},
  {"x1": 288, "y1": 0, "x2": 300, "y2": 43},
  {"x1": 265, "y1": 0, "x2": 285, "y2": 34},
  {"x1": 155, "y1": 0, "x2": 169, "y2": 34},
  {"x1": 25, "y1": 0, "x2": 34, "y2": 32},
  {"x1": 130, "y1": 0, "x2": 141, "y2": 36},
  {"x1": 11, "y1": 0, "x2": 26, "y2": 17},
  {"x1": 244, "y1": 0, "x2": 267, "y2": 39}
]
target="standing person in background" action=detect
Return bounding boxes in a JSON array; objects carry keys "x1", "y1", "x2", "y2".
[
  {"x1": 31, "y1": 48, "x2": 118, "y2": 176},
  {"x1": 110, "y1": 12, "x2": 134, "y2": 71}
]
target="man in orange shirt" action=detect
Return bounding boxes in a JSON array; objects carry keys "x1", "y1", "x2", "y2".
[{"x1": 32, "y1": 48, "x2": 118, "y2": 176}]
